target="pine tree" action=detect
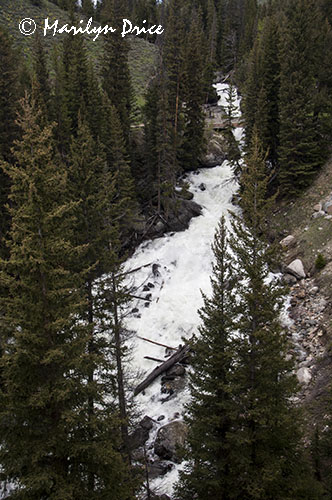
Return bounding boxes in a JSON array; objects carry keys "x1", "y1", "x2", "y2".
[
  {"x1": 52, "y1": 46, "x2": 72, "y2": 157},
  {"x1": 32, "y1": 31, "x2": 52, "y2": 122},
  {"x1": 278, "y1": 0, "x2": 327, "y2": 195},
  {"x1": 62, "y1": 29, "x2": 89, "y2": 137},
  {"x1": 176, "y1": 134, "x2": 320, "y2": 500},
  {"x1": 0, "y1": 28, "x2": 19, "y2": 259},
  {"x1": 175, "y1": 216, "x2": 239, "y2": 499},
  {"x1": 222, "y1": 83, "x2": 241, "y2": 168},
  {"x1": 102, "y1": 0, "x2": 133, "y2": 145},
  {"x1": 180, "y1": 12, "x2": 207, "y2": 171},
  {"x1": 229, "y1": 134, "x2": 320, "y2": 499},
  {"x1": 68, "y1": 114, "x2": 137, "y2": 473},
  {"x1": 0, "y1": 95, "x2": 135, "y2": 500},
  {"x1": 100, "y1": 95, "x2": 138, "y2": 244},
  {"x1": 256, "y1": 14, "x2": 280, "y2": 166},
  {"x1": 163, "y1": 0, "x2": 186, "y2": 172}
]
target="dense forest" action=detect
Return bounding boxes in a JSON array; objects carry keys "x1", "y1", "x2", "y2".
[{"x1": 1, "y1": 0, "x2": 332, "y2": 498}]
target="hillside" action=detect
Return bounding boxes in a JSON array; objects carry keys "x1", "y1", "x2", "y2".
[
  {"x1": 0, "y1": 0, "x2": 158, "y2": 105},
  {"x1": 269, "y1": 156, "x2": 332, "y2": 421}
]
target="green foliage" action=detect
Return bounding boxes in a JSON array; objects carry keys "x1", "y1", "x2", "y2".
[
  {"x1": 0, "y1": 27, "x2": 20, "y2": 260},
  {"x1": 278, "y1": 0, "x2": 328, "y2": 196},
  {"x1": 0, "y1": 94, "x2": 136, "y2": 500},
  {"x1": 176, "y1": 134, "x2": 321, "y2": 500},
  {"x1": 102, "y1": 0, "x2": 133, "y2": 144},
  {"x1": 180, "y1": 12, "x2": 207, "y2": 171},
  {"x1": 315, "y1": 253, "x2": 327, "y2": 270}
]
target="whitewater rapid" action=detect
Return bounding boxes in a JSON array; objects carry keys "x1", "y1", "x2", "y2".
[{"x1": 122, "y1": 84, "x2": 243, "y2": 497}]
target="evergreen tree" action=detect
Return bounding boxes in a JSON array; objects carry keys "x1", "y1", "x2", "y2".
[
  {"x1": 32, "y1": 31, "x2": 52, "y2": 122},
  {"x1": 176, "y1": 134, "x2": 320, "y2": 500},
  {"x1": 175, "y1": 216, "x2": 239, "y2": 499},
  {"x1": 0, "y1": 95, "x2": 135, "y2": 500},
  {"x1": 255, "y1": 14, "x2": 280, "y2": 166},
  {"x1": 62, "y1": 30, "x2": 89, "y2": 136},
  {"x1": 278, "y1": 0, "x2": 327, "y2": 195},
  {"x1": 180, "y1": 12, "x2": 207, "y2": 171},
  {"x1": 100, "y1": 95, "x2": 138, "y2": 245},
  {"x1": 163, "y1": 0, "x2": 186, "y2": 172},
  {"x1": 222, "y1": 83, "x2": 241, "y2": 168},
  {"x1": 102, "y1": 0, "x2": 133, "y2": 145},
  {"x1": 0, "y1": 28, "x2": 19, "y2": 259}
]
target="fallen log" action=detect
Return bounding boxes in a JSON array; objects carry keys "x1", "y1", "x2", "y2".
[
  {"x1": 137, "y1": 336, "x2": 177, "y2": 351},
  {"x1": 134, "y1": 344, "x2": 190, "y2": 396},
  {"x1": 144, "y1": 356, "x2": 165, "y2": 363}
]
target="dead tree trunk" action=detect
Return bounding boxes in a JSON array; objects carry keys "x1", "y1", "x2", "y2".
[{"x1": 134, "y1": 345, "x2": 190, "y2": 396}]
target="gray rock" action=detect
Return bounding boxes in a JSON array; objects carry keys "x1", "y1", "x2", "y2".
[
  {"x1": 283, "y1": 273, "x2": 298, "y2": 285},
  {"x1": 129, "y1": 426, "x2": 150, "y2": 451},
  {"x1": 312, "y1": 211, "x2": 325, "y2": 219},
  {"x1": 140, "y1": 416, "x2": 154, "y2": 431},
  {"x1": 286, "y1": 259, "x2": 306, "y2": 279},
  {"x1": 147, "y1": 461, "x2": 173, "y2": 480},
  {"x1": 166, "y1": 364, "x2": 186, "y2": 377},
  {"x1": 154, "y1": 421, "x2": 188, "y2": 462},
  {"x1": 297, "y1": 367, "x2": 312, "y2": 385},
  {"x1": 280, "y1": 235, "x2": 296, "y2": 247},
  {"x1": 323, "y1": 200, "x2": 332, "y2": 214},
  {"x1": 161, "y1": 376, "x2": 186, "y2": 395},
  {"x1": 200, "y1": 132, "x2": 227, "y2": 168},
  {"x1": 153, "y1": 221, "x2": 166, "y2": 234},
  {"x1": 166, "y1": 199, "x2": 202, "y2": 232}
]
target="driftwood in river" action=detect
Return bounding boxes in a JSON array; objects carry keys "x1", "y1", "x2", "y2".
[{"x1": 134, "y1": 344, "x2": 190, "y2": 396}]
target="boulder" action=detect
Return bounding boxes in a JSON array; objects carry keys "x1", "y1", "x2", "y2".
[
  {"x1": 280, "y1": 235, "x2": 296, "y2": 248},
  {"x1": 313, "y1": 203, "x2": 322, "y2": 212},
  {"x1": 297, "y1": 367, "x2": 312, "y2": 385},
  {"x1": 147, "y1": 461, "x2": 173, "y2": 480},
  {"x1": 326, "y1": 203, "x2": 332, "y2": 215},
  {"x1": 200, "y1": 132, "x2": 227, "y2": 168},
  {"x1": 145, "y1": 494, "x2": 171, "y2": 500},
  {"x1": 283, "y1": 273, "x2": 297, "y2": 285},
  {"x1": 323, "y1": 200, "x2": 332, "y2": 213},
  {"x1": 166, "y1": 364, "x2": 186, "y2": 377},
  {"x1": 154, "y1": 421, "x2": 188, "y2": 462},
  {"x1": 312, "y1": 211, "x2": 325, "y2": 219},
  {"x1": 286, "y1": 259, "x2": 306, "y2": 279},
  {"x1": 140, "y1": 416, "x2": 154, "y2": 431},
  {"x1": 129, "y1": 426, "x2": 150, "y2": 451},
  {"x1": 166, "y1": 199, "x2": 202, "y2": 232}
]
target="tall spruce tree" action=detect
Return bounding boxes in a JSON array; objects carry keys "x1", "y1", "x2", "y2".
[
  {"x1": 180, "y1": 12, "x2": 207, "y2": 171},
  {"x1": 102, "y1": 0, "x2": 133, "y2": 145},
  {"x1": 0, "y1": 95, "x2": 135, "y2": 500},
  {"x1": 0, "y1": 28, "x2": 19, "y2": 260},
  {"x1": 176, "y1": 134, "x2": 321, "y2": 500},
  {"x1": 175, "y1": 216, "x2": 239, "y2": 500},
  {"x1": 278, "y1": 0, "x2": 327, "y2": 195}
]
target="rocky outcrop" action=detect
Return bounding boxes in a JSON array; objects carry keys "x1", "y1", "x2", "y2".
[
  {"x1": 280, "y1": 235, "x2": 296, "y2": 248},
  {"x1": 154, "y1": 421, "x2": 188, "y2": 462},
  {"x1": 129, "y1": 416, "x2": 155, "y2": 451},
  {"x1": 286, "y1": 259, "x2": 306, "y2": 279},
  {"x1": 286, "y1": 277, "x2": 329, "y2": 400},
  {"x1": 200, "y1": 131, "x2": 227, "y2": 168},
  {"x1": 311, "y1": 193, "x2": 332, "y2": 218}
]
